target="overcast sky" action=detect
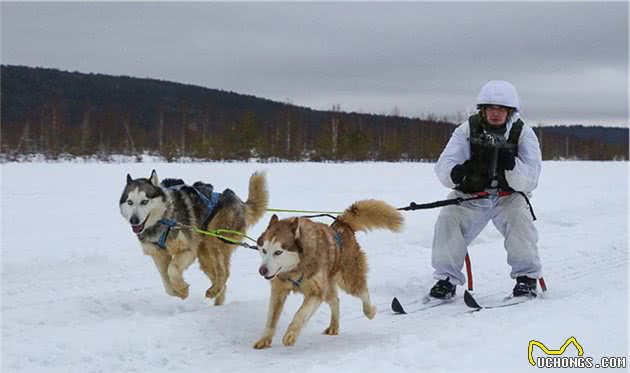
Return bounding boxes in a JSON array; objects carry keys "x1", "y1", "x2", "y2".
[{"x1": 2, "y1": 2, "x2": 628, "y2": 126}]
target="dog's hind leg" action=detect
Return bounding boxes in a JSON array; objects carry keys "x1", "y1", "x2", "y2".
[
  {"x1": 323, "y1": 286, "x2": 340, "y2": 335},
  {"x1": 198, "y1": 242, "x2": 232, "y2": 305},
  {"x1": 282, "y1": 295, "x2": 324, "y2": 347},
  {"x1": 358, "y1": 289, "x2": 377, "y2": 320},
  {"x1": 151, "y1": 251, "x2": 177, "y2": 297},
  {"x1": 213, "y1": 249, "x2": 232, "y2": 305},
  {"x1": 167, "y1": 249, "x2": 196, "y2": 300},
  {"x1": 338, "y1": 251, "x2": 377, "y2": 319}
]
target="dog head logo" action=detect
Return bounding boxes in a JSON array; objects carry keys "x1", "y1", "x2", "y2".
[
  {"x1": 528, "y1": 337, "x2": 584, "y2": 366},
  {"x1": 256, "y1": 214, "x2": 301, "y2": 280},
  {"x1": 119, "y1": 170, "x2": 166, "y2": 235}
]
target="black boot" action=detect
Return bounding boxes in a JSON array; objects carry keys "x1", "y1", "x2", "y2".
[
  {"x1": 430, "y1": 278, "x2": 456, "y2": 299},
  {"x1": 513, "y1": 276, "x2": 537, "y2": 297}
]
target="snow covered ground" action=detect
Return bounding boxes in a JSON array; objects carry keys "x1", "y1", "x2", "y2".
[{"x1": 1, "y1": 161, "x2": 628, "y2": 372}]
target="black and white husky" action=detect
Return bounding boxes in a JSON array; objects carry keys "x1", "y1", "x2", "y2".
[{"x1": 119, "y1": 170, "x2": 268, "y2": 305}]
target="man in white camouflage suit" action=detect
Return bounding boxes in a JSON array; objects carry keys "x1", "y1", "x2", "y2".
[{"x1": 429, "y1": 80, "x2": 543, "y2": 299}]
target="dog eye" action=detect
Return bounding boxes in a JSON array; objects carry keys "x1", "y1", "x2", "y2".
[
  {"x1": 273, "y1": 251, "x2": 283, "y2": 256},
  {"x1": 262, "y1": 249, "x2": 267, "y2": 254},
  {"x1": 127, "y1": 200, "x2": 133, "y2": 205},
  {"x1": 140, "y1": 200, "x2": 149, "y2": 206}
]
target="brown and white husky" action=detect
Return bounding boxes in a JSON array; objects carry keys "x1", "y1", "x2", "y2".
[{"x1": 253, "y1": 200, "x2": 404, "y2": 348}]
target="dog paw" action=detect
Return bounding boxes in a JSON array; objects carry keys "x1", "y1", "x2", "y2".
[
  {"x1": 172, "y1": 283, "x2": 189, "y2": 299},
  {"x1": 282, "y1": 330, "x2": 298, "y2": 347},
  {"x1": 205, "y1": 285, "x2": 223, "y2": 299},
  {"x1": 323, "y1": 326, "x2": 339, "y2": 335},
  {"x1": 364, "y1": 305, "x2": 377, "y2": 319},
  {"x1": 213, "y1": 293, "x2": 225, "y2": 306},
  {"x1": 253, "y1": 336, "x2": 272, "y2": 349}
]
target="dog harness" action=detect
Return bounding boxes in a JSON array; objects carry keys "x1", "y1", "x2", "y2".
[
  {"x1": 298, "y1": 214, "x2": 343, "y2": 249},
  {"x1": 333, "y1": 229, "x2": 342, "y2": 249},
  {"x1": 154, "y1": 219, "x2": 178, "y2": 249},
  {"x1": 154, "y1": 186, "x2": 221, "y2": 249},
  {"x1": 283, "y1": 227, "x2": 342, "y2": 289}
]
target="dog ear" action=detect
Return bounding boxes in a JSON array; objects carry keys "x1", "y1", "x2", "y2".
[
  {"x1": 268, "y1": 214, "x2": 279, "y2": 227},
  {"x1": 126, "y1": 174, "x2": 133, "y2": 185},
  {"x1": 290, "y1": 217, "x2": 301, "y2": 240},
  {"x1": 149, "y1": 170, "x2": 159, "y2": 185},
  {"x1": 290, "y1": 217, "x2": 304, "y2": 253}
]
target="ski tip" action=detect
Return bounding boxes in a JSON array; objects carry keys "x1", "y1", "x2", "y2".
[
  {"x1": 391, "y1": 297, "x2": 407, "y2": 314},
  {"x1": 463, "y1": 290, "x2": 482, "y2": 309}
]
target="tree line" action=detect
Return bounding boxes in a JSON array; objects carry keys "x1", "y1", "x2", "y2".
[{"x1": 1, "y1": 65, "x2": 627, "y2": 161}]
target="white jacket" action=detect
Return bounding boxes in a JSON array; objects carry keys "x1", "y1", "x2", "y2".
[{"x1": 434, "y1": 113, "x2": 542, "y2": 193}]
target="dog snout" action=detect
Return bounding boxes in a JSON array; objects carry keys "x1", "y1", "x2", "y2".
[
  {"x1": 259, "y1": 265, "x2": 269, "y2": 277},
  {"x1": 130, "y1": 216, "x2": 140, "y2": 225}
]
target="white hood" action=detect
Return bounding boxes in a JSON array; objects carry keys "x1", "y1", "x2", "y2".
[{"x1": 476, "y1": 80, "x2": 521, "y2": 112}]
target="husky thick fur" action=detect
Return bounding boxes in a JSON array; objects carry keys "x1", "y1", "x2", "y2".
[
  {"x1": 253, "y1": 200, "x2": 404, "y2": 348},
  {"x1": 119, "y1": 170, "x2": 268, "y2": 305}
]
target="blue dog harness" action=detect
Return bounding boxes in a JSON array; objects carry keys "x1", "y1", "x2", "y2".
[
  {"x1": 333, "y1": 229, "x2": 342, "y2": 249},
  {"x1": 154, "y1": 186, "x2": 221, "y2": 249},
  {"x1": 155, "y1": 218, "x2": 178, "y2": 249}
]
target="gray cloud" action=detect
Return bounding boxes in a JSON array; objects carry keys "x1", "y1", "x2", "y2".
[{"x1": 1, "y1": 2, "x2": 628, "y2": 126}]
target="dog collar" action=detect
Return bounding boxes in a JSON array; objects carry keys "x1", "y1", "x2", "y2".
[{"x1": 285, "y1": 273, "x2": 304, "y2": 288}]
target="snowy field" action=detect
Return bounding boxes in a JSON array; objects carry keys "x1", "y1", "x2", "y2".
[{"x1": 1, "y1": 161, "x2": 628, "y2": 372}]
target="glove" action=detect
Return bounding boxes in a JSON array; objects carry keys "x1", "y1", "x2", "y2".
[
  {"x1": 450, "y1": 160, "x2": 472, "y2": 185},
  {"x1": 497, "y1": 147, "x2": 516, "y2": 171}
]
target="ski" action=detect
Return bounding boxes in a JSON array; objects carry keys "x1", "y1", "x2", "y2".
[
  {"x1": 463, "y1": 290, "x2": 533, "y2": 311},
  {"x1": 391, "y1": 295, "x2": 455, "y2": 314}
]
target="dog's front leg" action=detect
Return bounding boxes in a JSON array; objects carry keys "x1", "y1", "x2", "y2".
[
  {"x1": 151, "y1": 251, "x2": 177, "y2": 297},
  {"x1": 282, "y1": 295, "x2": 323, "y2": 347},
  {"x1": 167, "y1": 249, "x2": 196, "y2": 300},
  {"x1": 253, "y1": 282, "x2": 290, "y2": 349}
]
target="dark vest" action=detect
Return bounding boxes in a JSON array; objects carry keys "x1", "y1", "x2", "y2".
[{"x1": 456, "y1": 114, "x2": 524, "y2": 193}]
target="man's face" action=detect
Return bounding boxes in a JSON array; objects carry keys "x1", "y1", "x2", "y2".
[{"x1": 484, "y1": 105, "x2": 510, "y2": 126}]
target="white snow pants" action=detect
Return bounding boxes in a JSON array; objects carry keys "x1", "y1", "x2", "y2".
[{"x1": 432, "y1": 190, "x2": 542, "y2": 286}]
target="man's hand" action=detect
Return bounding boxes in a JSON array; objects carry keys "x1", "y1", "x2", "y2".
[
  {"x1": 497, "y1": 148, "x2": 516, "y2": 171},
  {"x1": 450, "y1": 160, "x2": 472, "y2": 185}
]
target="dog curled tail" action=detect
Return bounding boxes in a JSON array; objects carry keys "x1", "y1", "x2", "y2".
[
  {"x1": 336, "y1": 199, "x2": 404, "y2": 233},
  {"x1": 244, "y1": 171, "x2": 269, "y2": 227}
]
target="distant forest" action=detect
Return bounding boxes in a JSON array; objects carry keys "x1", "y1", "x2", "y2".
[{"x1": 1, "y1": 65, "x2": 627, "y2": 161}]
